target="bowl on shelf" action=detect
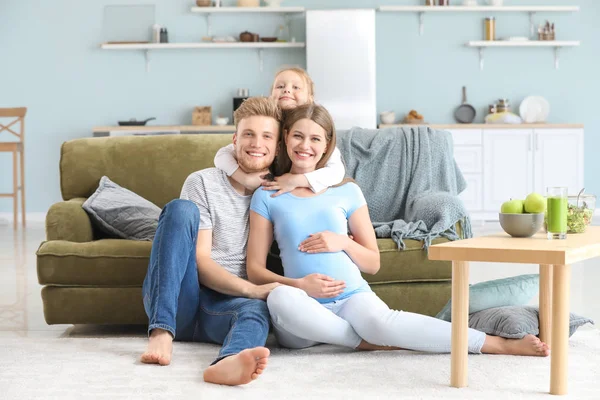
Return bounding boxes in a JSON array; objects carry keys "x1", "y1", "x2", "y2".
[
  {"x1": 215, "y1": 116, "x2": 230, "y2": 126},
  {"x1": 499, "y1": 213, "x2": 544, "y2": 238},
  {"x1": 260, "y1": 37, "x2": 278, "y2": 42},
  {"x1": 380, "y1": 111, "x2": 395, "y2": 125},
  {"x1": 196, "y1": 0, "x2": 212, "y2": 6}
]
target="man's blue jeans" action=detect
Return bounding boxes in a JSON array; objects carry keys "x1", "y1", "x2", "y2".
[{"x1": 142, "y1": 199, "x2": 270, "y2": 364}]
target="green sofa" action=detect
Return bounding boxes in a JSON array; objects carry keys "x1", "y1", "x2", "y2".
[{"x1": 36, "y1": 134, "x2": 453, "y2": 325}]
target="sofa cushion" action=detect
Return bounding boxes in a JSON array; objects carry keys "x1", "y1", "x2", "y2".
[
  {"x1": 365, "y1": 237, "x2": 452, "y2": 283},
  {"x1": 38, "y1": 237, "x2": 451, "y2": 287},
  {"x1": 37, "y1": 240, "x2": 152, "y2": 286},
  {"x1": 82, "y1": 176, "x2": 161, "y2": 241}
]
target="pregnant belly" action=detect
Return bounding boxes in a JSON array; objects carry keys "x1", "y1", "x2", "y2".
[{"x1": 283, "y1": 252, "x2": 363, "y2": 286}]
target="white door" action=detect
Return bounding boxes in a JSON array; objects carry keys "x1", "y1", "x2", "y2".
[
  {"x1": 534, "y1": 129, "x2": 584, "y2": 196},
  {"x1": 483, "y1": 130, "x2": 534, "y2": 211}
]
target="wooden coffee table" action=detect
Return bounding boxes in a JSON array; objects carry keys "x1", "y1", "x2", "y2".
[{"x1": 429, "y1": 226, "x2": 600, "y2": 395}]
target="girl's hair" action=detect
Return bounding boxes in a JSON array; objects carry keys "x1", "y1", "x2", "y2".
[
  {"x1": 276, "y1": 103, "x2": 336, "y2": 176},
  {"x1": 270, "y1": 67, "x2": 315, "y2": 100}
]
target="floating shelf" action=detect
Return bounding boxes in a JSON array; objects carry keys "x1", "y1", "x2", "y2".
[
  {"x1": 378, "y1": 5, "x2": 580, "y2": 36},
  {"x1": 100, "y1": 42, "x2": 305, "y2": 72},
  {"x1": 191, "y1": 6, "x2": 304, "y2": 37},
  {"x1": 100, "y1": 42, "x2": 305, "y2": 50},
  {"x1": 190, "y1": 6, "x2": 305, "y2": 13},
  {"x1": 378, "y1": 6, "x2": 579, "y2": 12},
  {"x1": 466, "y1": 40, "x2": 581, "y2": 70}
]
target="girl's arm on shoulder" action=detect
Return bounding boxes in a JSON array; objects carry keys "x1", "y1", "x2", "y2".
[
  {"x1": 345, "y1": 205, "x2": 380, "y2": 275},
  {"x1": 214, "y1": 144, "x2": 239, "y2": 176},
  {"x1": 262, "y1": 147, "x2": 345, "y2": 197},
  {"x1": 304, "y1": 147, "x2": 345, "y2": 193},
  {"x1": 214, "y1": 143, "x2": 267, "y2": 190},
  {"x1": 247, "y1": 211, "x2": 303, "y2": 287}
]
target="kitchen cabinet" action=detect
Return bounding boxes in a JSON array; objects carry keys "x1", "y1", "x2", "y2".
[
  {"x1": 483, "y1": 130, "x2": 534, "y2": 212},
  {"x1": 448, "y1": 127, "x2": 584, "y2": 220},
  {"x1": 533, "y1": 129, "x2": 584, "y2": 195}
]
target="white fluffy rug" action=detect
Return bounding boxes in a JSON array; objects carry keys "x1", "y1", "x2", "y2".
[{"x1": 1, "y1": 329, "x2": 599, "y2": 400}]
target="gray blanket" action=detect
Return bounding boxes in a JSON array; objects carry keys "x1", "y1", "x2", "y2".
[{"x1": 337, "y1": 126, "x2": 472, "y2": 249}]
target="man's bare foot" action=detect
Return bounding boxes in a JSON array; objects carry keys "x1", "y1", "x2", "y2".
[
  {"x1": 356, "y1": 340, "x2": 404, "y2": 351},
  {"x1": 482, "y1": 334, "x2": 550, "y2": 357},
  {"x1": 141, "y1": 328, "x2": 173, "y2": 366},
  {"x1": 203, "y1": 347, "x2": 270, "y2": 386}
]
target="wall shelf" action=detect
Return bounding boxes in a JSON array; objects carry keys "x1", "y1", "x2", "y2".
[
  {"x1": 378, "y1": 6, "x2": 579, "y2": 12},
  {"x1": 378, "y1": 5, "x2": 579, "y2": 36},
  {"x1": 467, "y1": 40, "x2": 581, "y2": 70},
  {"x1": 100, "y1": 42, "x2": 305, "y2": 72},
  {"x1": 190, "y1": 6, "x2": 305, "y2": 13},
  {"x1": 190, "y1": 6, "x2": 305, "y2": 37}
]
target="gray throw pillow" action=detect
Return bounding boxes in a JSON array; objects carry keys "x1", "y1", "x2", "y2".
[
  {"x1": 469, "y1": 306, "x2": 594, "y2": 339},
  {"x1": 82, "y1": 176, "x2": 161, "y2": 241}
]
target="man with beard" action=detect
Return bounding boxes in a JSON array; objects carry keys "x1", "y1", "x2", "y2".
[{"x1": 140, "y1": 97, "x2": 281, "y2": 386}]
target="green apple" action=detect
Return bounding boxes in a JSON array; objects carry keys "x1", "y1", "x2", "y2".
[
  {"x1": 501, "y1": 199, "x2": 524, "y2": 214},
  {"x1": 524, "y1": 192, "x2": 546, "y2": 214}
]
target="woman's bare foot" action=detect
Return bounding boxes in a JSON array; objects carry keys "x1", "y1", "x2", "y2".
[
  {"x1": 482, "y1": 334, "x2": 550, "y2": 357},
  {"x1": 356, "y1": 340, "x2": 404, "y2": 351},
  {"x1": 141, "y1": 328, "x2": 173, "y2": 366},
  {"x1": 203, "y1": 347, "x2": 270, "y2": 386}
]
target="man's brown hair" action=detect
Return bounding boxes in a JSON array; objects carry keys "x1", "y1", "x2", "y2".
[{"x1": 233, "y1": 96, "x2": 282, "y2": 128}]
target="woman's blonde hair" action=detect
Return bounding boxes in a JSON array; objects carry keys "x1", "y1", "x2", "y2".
[
  {"x1": 276, "y1": 104, "x2": 336, "y2": 176},
  {"x1": 270, "y1": 67, "x2": 315, "y2": 101}
]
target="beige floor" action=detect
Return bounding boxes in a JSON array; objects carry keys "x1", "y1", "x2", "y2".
[{"x1": 0, "y1": 219, "x2": 598, "y2": 338}]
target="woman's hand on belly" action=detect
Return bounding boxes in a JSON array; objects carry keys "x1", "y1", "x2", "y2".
[
  {"x1": 298, "y1": 273, "x2": 346, "y2": 299},
  {"x1": 298, "y1": 231, "x2": 350, "y2": 254}
]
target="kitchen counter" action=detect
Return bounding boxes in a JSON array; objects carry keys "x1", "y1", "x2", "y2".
[
  {"x1": 93, "y1": 125, "x2": 236, "y2": 137},
  {"x1": 379, "y1": 123, "x2": 584, "y2": 129}
]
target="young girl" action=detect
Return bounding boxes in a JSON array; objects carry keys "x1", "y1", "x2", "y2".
[
  {"x1": 214, "y1": 67, "x2": 345, "y2": 196},
  {"x1": 245, "y1": 103, "x2": 550, "y2": 357}
]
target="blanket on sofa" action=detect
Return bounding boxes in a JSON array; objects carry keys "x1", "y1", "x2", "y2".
[{"x1": 337, "y1": 126, "x2": 472, "y2": 249}]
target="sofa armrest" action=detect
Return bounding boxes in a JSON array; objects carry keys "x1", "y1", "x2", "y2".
[{"x1": 46, "y1": 198, "x2": 94, "y2": 242}]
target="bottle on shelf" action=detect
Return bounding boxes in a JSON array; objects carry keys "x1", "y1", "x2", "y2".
[
  {"x1": 160, "y1": 28, "x2": 169, "y2": 43},
  {"x1": 484, "y1": 17, "x2": 496, "y2": 41}
]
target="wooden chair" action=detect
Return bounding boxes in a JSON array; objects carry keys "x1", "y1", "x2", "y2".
[{"x1": 0, "y1": 107, "x2": 27, "y2": 228}]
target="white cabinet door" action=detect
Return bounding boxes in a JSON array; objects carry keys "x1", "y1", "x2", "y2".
[
  {"x1": 534, "y1": 129, "x2": 584, "y2": 195},
  {"x1": 460, "y1": 173, "x2": 483, "y2": 211},
  {"x1": 483, "y1": 130, "x2": 534, "y2": 211},
  {"x1": 454, "y1": 147, "x2": 482, "y2": 174}
]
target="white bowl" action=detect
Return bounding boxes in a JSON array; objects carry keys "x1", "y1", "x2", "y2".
[
  {"x1": 380, "y1": 111, "x2": 395, "y2": 125},
  {"x1": 215, "y1": 117, "x2": 230, "y2": 126}
]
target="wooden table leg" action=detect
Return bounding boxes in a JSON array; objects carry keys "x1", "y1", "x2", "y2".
[
  {"x1": 539, "y1": 264, "x2": 553, "y2": 345},
  {"x1": 550, "y1": 264, "x2": 570, "y2": 395},
  {"x1": 451, "y1": 260, "x2": 469, "y2": 388}
]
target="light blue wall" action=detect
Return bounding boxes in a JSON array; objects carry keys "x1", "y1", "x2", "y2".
[{"x1": 1, "y1": 0, "x2": 598, "y2": 212}]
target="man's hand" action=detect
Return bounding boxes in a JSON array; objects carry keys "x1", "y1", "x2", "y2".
[
  {"x1": 261, "y1": 173, "x2": 306, "y2": 197},
  {"x1": 248, "y1": 282, "x2": 281, "y2": 300},
  {"x1": 298, "y1": 231, "x2": 349, "y2": 254},
  {"x1": 240, "y1": 170, "x2": 270, "y2": 191},
  {"x1": 298, "y1": 273, "x2": 346, "y2": 298}
]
